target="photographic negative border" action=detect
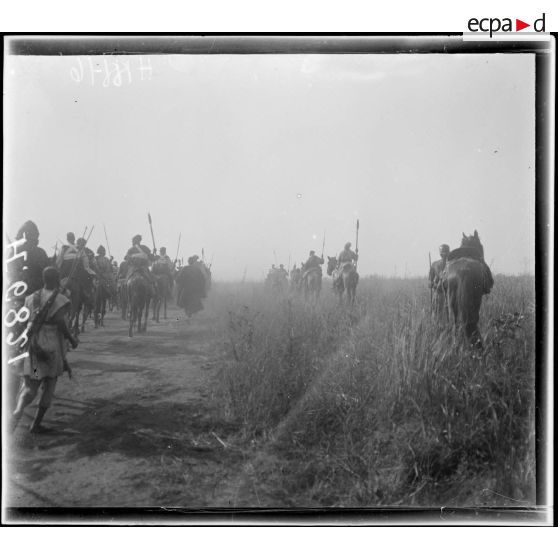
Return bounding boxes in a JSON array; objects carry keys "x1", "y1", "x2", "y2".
[{"x1": 2, "y1": 33, "x2": 554, "y2": 526}]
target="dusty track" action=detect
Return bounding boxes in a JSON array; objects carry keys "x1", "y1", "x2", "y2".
[{"x1": 6, "y1": 304, "x2": 251, "y2": 508}]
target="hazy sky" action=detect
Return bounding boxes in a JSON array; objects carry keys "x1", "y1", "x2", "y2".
[{"x1": 4, "y1": 52, "x2": 535, "y2": 279}]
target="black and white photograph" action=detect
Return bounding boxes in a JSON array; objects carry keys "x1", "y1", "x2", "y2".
[{"x1": 2, "y1": 35, "x2": 553, "y2": 525}]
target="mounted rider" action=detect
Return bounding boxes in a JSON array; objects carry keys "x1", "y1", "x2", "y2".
[
  {"x1": 95, "y1": 245, "x2": 112, "y2": 277},
  {"x1": 277, "y1": 264, "x2": 288, "y2": 279},
  {"x1": 76, "y1": 237, "x2": 97, "y2": 277},
  {"x1": 152, "y1": 246, "x2": 174, "y2": 297},
  {"x1": 125, "y1": 234, "x2": 157, "y2": 295},
  {"x1": 334, "y1": 242, "x2": 358, "y2": 287},
  {"x1": 56, "y1": 232, "x2": 79, "y2": 277},
  {"x1": 155, "y1": 246, "x2": 174, "y2": 272},
  {"x1": 95, "y1": 245, "x2": 115, "y2": 291},
  {"x1": 302, "y1": 250, "x2": 324, "y2": 280},
  {"x1": 290, "y1": 263, "x2": 302, "y2": 290}
]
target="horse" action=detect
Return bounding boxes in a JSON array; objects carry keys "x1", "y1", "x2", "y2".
[
  {"x1": 117, "y1": 262, "x2": 129, "y2": 320},
  {"x1": 290, "y1": 267, "x2": 303, "y2": 294},
  {"x1": 94, "y1": 275, "x2": 115, "y2": 328},
  {"x1": 444, "y1": 230, "x2": 493, "y2": 345},
  {"x1": 266, "y1": 269, "x2": 288, "y2": 295},
  {"x1": 302, "y1": 268, "x2": 322, "y2": 302},
  {"x1": 327, "y1": 256, "x2": 359, "y2": 306},
  {"x1": 60, "y1": 261, "x2": 96, "y2": 336},
  {"x1": 152, "y1": 273, "x2": 172, "y2": 322},
  {"x1": 127, "y1": 273, "x2": 151, "y2": 337}
]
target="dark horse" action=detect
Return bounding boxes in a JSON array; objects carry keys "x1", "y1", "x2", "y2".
[
  {"x1": 290, "y1": 267, "x2": 303, "y2": 294},
  {"x1": 302, "y1": 268, "x2": 322, "y2": 302},
  {"x1": 94, "y1": 275, "x2": 115, "y2": 328},
  {"x1": 444, "y1": 230, "x2": 494, "y2": 345},
  {"x1": 127, "y1": 273, "x2": 151, "y2": 337},
  {"x1": 152, "y1": 273, "x2": 173, "y2": 322},
  {"x1": 61, "y1": 267, "x2": 95, "y2": 336},
  {"x1": 117, "y1": 261, "x2": 129, "y2": 320},
  {"x1": 327, "y1": 257, "x2": 359, "y2": 306}
]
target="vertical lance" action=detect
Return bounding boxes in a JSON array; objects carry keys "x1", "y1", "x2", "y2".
[
  {"x1": 103, "y1": 223, "x2": 112, "y2": 259},
  {"x1": 321, "y1": 231, "x2": 326, "y2": 259},
  {"x1": 174, "y1": 233, "x2": 181, "y2": 264},
  {"x1": 147, "y1": 212, "x2": 157, "y2": 254},
  {"x1": 355, "y1": 219, "x2": 360, "y2": 271}
]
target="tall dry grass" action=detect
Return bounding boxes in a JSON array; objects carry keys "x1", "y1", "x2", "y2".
[{"x1": 211, "y1": 274, "x2": 536, "y2": 507}]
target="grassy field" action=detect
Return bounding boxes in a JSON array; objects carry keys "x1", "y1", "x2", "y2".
[{"x1": 210, "y1": 274, "x2": 536, "y2": 507}]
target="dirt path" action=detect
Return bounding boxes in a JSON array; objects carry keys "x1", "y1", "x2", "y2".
[{"x1": 6, "y1": 304, "x2": 251, "y2": 508}]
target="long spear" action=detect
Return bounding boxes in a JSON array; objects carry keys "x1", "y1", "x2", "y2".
[
  {"x1": 321, "y1": 231, "x2": 326, "y2": 259},
  {"x1": 174, "y1": 232, "x2": 181, "y2": 263},
  {"x1": 355, "y1": 219, "x2": 360, "y2": 270},
  {"x1": 103, "y1": 223, "x2": 112, "y2": 259},
  {"x1": 147, "y1": 212, "x2": 157, "y2": 253}
]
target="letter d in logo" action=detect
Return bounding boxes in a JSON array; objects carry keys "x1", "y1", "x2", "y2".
[{"x1": 534, "y1": 13, "x2": 546, "y2": 32}]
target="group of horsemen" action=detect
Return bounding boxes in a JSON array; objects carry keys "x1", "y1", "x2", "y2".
[
  {"x1": 7, "y1": 221, "x2": 211, "y2": 434},
  {"x1": 8, "y1": 220, "x2": 495, "y2": 434},
  {"x1": 55, "y1": 231, "x2": 210, "y2": 306},
  {"x1": 266, "y1": 242, "x2": 359, "y2": 290}
]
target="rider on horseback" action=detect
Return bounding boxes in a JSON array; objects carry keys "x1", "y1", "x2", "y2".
[
  {"x1": 125, "y1": 234, "x2": 157, "y2": 296},
  {"x1": 302, "y1": 250, "x2": 324, "y2": 280},
  {"x1": 152, "y1": 246, "x2": 174, "y2": 298},
  {"x1": 334, "y1": 242, "x2": 358, "y2": 288},
  {"x1": 95, "y1": 245, "x2": 114, "y2": 291},
  {"x1": 156, "y1": 247, "x2": 174, "y2": 272},
  {"x1": 56, "y1": 232, "x2": 79, "y2": 277},
  {"x1": 76, "y1": 238, "x2": 97, "y2": 277}
]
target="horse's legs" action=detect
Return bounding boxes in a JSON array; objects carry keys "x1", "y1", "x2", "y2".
[
  {"x1": 94, "y1": 292, "x2": 100, "y2": 328},
  {"x1": 143, "y1": 299, "x2": 150, "y2": 332},
  {"x1": 163, "y1": 295, "x2": 167, "y2": 320},
  {"x1": 101, "y1": 295, "x2": 106, "y2": 327},
  {"x1": 129, "y1": 304, "x2": 134, "y2": 337}
]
